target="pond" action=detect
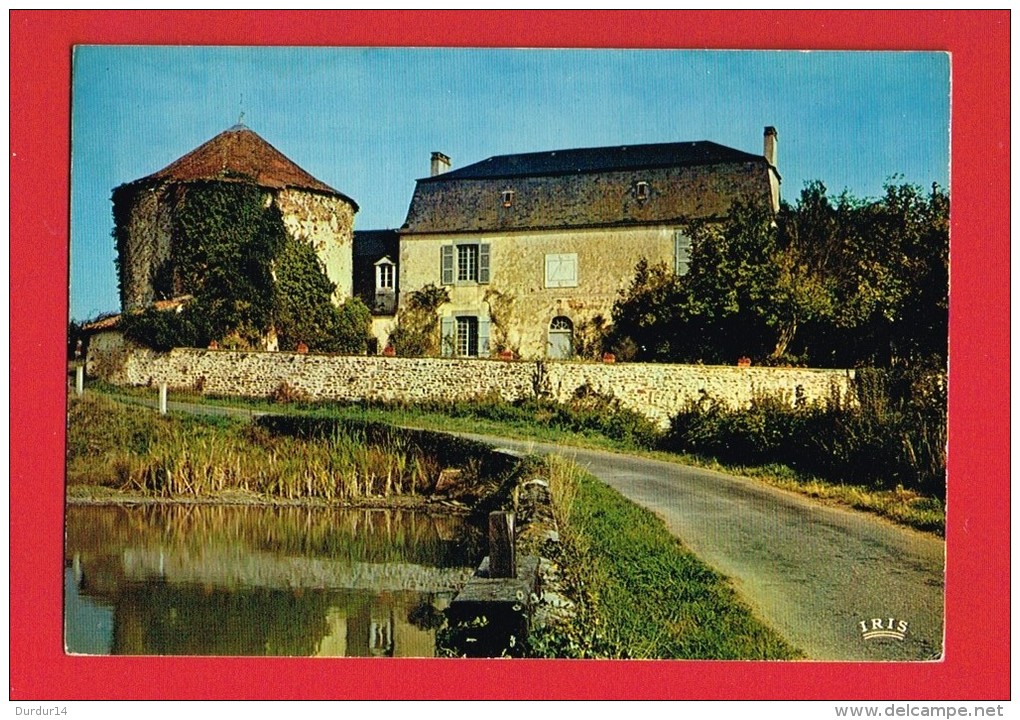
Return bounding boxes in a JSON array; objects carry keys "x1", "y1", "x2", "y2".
[{"x1": 64, "y1": 504, "x2": 483, "y2": 657}]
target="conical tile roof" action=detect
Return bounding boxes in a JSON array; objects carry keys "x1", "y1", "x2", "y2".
[{"x1": 127, "y1": 125, "x2": 356, "y2": 206}]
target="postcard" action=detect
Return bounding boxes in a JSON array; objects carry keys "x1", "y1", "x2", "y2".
[{"x1": 10, "y1": 10, "x2": 1010, "y2": 702}]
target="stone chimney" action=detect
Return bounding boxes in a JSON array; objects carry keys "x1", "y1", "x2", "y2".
[
  {"x1": 430, "y1": 151, "x2": 451, "y2": 177},
  {"x1": 763, "y1": 126, "x2": 778, "y2": 168}
]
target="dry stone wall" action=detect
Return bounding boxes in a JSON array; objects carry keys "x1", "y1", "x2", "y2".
[{"x1": 92, "y1": 344, "x2": 852, "y2": 428}]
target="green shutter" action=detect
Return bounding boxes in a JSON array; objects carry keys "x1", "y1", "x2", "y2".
[
  {"x1": 675, "y1": 231, "x2": 692, "y2": 276},
  {"x1": 478, "y1": 243, "x2": 491, "y2": 284},
  {"x1": 440, "y1": 316, "x2": 455, "y2": 357},
  {"x1": 441, "y1": 245, "x2": 455, "y2": 285},
  {"x1": 478, "y1": 318, "x2": 490, "y2": 357}
]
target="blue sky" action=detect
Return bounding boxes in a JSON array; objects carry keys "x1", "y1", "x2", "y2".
[{"x1": 70, "y1": 47, "x2": 949, "y2": 320}]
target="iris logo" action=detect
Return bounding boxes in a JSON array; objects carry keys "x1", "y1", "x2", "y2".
[{"x1": 858, "y1": 618, "x2": 909, "y2": 641}]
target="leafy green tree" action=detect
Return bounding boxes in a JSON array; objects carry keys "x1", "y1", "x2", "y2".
[
  {"x1": 168, "y1": 182, "x2": 285, "y2": 343},
  {"x1": 611, "y1": 202, "x2": 827, "y2": 364},
  {"x1": 790, "y1": 181, "x2": 948, "y2": 368},
  {"x1": 610, "y1": 182, "x2": 948, "y2": 369},
  {"x1": 608, "y1": 259, "x2": 684, "y2": 362},
  {"x1": 273, "y1": 236, "x2": 372, "y2": 353}
]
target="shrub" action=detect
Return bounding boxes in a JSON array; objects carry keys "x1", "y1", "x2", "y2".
[
  {"x1": 662, "y1": 367, "x2": 946, "y2": 498},
  {"x1": 388, "y1": 284, "x2": 449, "y2": 357}
]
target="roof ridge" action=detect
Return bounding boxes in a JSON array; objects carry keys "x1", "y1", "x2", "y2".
[{"x1": 422, "y1": 139, "x2": 764, "y2": 182}]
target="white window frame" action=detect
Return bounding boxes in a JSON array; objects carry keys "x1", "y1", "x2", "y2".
[
  {"x1": 375, "y1": 257, "x2": 395, "y2": 292},
  {"x1": 441, "y1": 314, "x2": 491, "y2": 358},
  {"x1": 442, "y1": 243, "x2": 490, "y2": 285}
]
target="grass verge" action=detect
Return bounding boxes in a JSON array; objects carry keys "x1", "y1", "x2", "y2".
[{"x1": 529, "y1": 457, "x2": 801, "y2": 659}]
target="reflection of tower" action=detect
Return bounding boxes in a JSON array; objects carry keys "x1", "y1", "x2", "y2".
[{"x1": 316, "y1": 608, "x2": 349, "y2": 657}]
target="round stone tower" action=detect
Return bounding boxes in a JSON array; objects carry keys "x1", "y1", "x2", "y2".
[{"x1": 112, "y1": 124, "x2": 359, "y2": 311}]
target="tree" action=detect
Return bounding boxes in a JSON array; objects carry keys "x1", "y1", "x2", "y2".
[
  {"x1": 611, "y1": 202, "x2": 828, "y2": 364},
  {"x1": 273, "y1": 236, "x2": 372, "y2": 353},
  {"x1": 167, "y1": 181, "x2": 285, "y2": 345},
  {"x1": 790, "y1": 181, "x2": 948, "y2": 368},
  {"x1": 609, "y1": 182, "x2": 948, "y2": 369}
]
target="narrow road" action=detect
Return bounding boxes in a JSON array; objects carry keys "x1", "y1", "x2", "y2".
[
  {"x1": 108, "y1": 394, "x2": 945, "y2": 660},
  {"x1": 461, "y1": 434, "x2": 945, "y2": 662}
]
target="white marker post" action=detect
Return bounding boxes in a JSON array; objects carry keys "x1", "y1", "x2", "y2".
[
  {"x1": 75, "y1": 365, "x2": 84, "y2": 396},
  {"x1": 159, "y1": 383, "x2": 168, "y2": 415}
]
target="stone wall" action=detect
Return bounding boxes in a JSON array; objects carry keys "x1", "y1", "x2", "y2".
[
  {"x1": 90, "y1": 344, "x2": 852, "y2": 428},
  {"x1": 113, "y1": 184, "x2": 174, "y2": 311}
]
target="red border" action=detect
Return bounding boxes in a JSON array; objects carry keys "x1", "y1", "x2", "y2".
[{"x1": 10, "y1": 11, "x2": 1009, "y2": 700}]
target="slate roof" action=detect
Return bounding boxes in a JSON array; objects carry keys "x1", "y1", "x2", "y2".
[
  {"x1": 402, "y1": 138, "x2": 777, "y2": 234},
  {"x1": 353, "y1": 229, "x2": 400, "y2": 258},
  {"x1": 121, "y1": 125, "x2": 358, "y2": 208},
  {"x1": 417, "y1": 140, "x2": 768, "y2": 183}
]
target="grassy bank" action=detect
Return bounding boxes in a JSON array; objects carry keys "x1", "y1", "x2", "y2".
[
  {"x1": 67, "y1": 393, "x2": 514, "y2": 507},
  {"x1": 528, "y1": 457, "x2": 800, "y2": 659},
  {"x1": 85, "y1": 382, "x2": 944, "y2": 534}
]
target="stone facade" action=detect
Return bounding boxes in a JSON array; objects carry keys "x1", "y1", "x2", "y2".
[
  {"x1": 276, "y1": 188, "x2": 356, "y2": 302},
  {"x1": 400, "y1": 225, "x2": 678, "y2": 358},
  {"x1": 89, "y1": 344, "x2": 852, "y2": 429},
  {"x1": 114, "y1": 185, "x2": 175, "y2": 311},
  {"x1": 396, "y1": 131, "x2": 782, "y2": 360}
]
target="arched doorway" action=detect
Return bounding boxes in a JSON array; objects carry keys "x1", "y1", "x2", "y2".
[{"x1": 547, "y1": 316, "x2": 574, "y2": 359}]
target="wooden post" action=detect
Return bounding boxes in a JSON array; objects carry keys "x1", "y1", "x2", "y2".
[
  {"x1": 159, "y1": 383, "x2": 168, "y2": 415},
  {"x1": 75, "y1": 365, "x2": 84, "y2": 396},
  {"x1": 488, "y1": 511, "x2": 516, "y2": 579}
]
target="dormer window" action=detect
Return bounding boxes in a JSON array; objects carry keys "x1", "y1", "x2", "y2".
[
  {"x1": 375, "y1": 256, "x2": 396, "y2": 292},
  {"x1": 635, "y1": 181, "x2": 650, "y2": 202},
  {"x1": 501, "y1": 189, "x2": 515, "y2": 207}
]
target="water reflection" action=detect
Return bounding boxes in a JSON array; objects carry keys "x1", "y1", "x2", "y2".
[{"x1": 65, "y1": 505, "x2": 480, "y2": 657}]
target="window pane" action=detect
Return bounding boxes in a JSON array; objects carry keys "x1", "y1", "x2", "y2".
[
  {"x1": 457, "y1": 244, "x2": 478, "y2": 282},
  {"x1": 455, "y1": 316, "x2": 478, "y2": 356}
]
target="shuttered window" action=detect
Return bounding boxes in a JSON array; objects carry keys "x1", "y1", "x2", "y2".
[
  {"x1": 441, "y1": 315, "x2": 489, "y2": 357},
  {"x1": 545, "y1": 253, "x2": 578, "y2": 288},
  {"x1": 441, "y1": 243, "x2": 490, "y2": 285},
  {"x1": 478, "y1": 244, "x2": 491, "y2": 284},
  {"x1": 440, "y1": 316, "x2": 455, "y2": 356}
]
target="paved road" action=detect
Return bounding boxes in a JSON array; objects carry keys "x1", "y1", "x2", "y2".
[
  {"x1": 461, "y1": 434, "x2": 945, "y2": 661},
  {"x1": 110, "y1": 394, "x2": 945, "y2": 660}
]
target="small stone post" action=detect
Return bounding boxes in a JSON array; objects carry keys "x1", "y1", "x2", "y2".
[
  {"x1": 75, "y1": 365, "x2": 84, "y2": 396},
  {"x1": 159, "y1": 383, "x2": 168, "y2": 415},
  {"x1": 488, "y1": 511, "x2": 516, "y2": 579}
]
